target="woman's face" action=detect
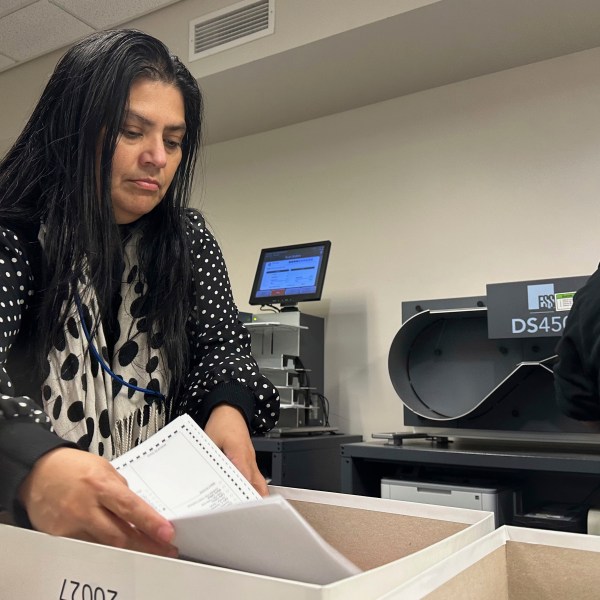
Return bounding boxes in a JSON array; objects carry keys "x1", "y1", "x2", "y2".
[{"x1": 109, "y1": 78, "x2": 186, "y2": 224}]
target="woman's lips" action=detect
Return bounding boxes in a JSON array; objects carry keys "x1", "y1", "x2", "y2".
[{"x1": 131, "y1": 179, "x2": 160, "y2": 191}]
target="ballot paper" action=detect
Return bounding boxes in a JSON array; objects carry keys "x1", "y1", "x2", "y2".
[{"x1": 111, "y1": 414, "x2": 361, "y2": 584}]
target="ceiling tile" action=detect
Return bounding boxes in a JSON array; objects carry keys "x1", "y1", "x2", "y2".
[
  {"x1": 0, "y1": 52, "x2": 15, "y2": 71},
  {"x1": 0, "y1": 1, "x2": 93, "y2": 61},
  {"x1": 0, "y1": 0, "x2": 36, "y2": 19},
  {"x1": 52, "y1": 0, "x2": 181, "y2": 29}
]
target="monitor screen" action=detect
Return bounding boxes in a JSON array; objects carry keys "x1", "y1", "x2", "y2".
[{"x1": 249, "y1": 241, "x2": 331, "y2": 307}]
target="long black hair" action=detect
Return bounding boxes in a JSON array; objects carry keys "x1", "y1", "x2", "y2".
[{"x1": 0, "y1": 29, "x2": 203, "y2": 395}]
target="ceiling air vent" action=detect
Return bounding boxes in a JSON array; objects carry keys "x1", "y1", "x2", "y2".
[{"x1": 189, "y1": 0, "x2": 274, "y2": 61}]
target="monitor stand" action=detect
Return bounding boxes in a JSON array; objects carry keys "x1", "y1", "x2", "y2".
[
  {"x1": 279, "y1": 302, "x2": 299, "y2": 312},
  {"x1": 265, "y1": 425, "x2": 339, "y2": 437}
]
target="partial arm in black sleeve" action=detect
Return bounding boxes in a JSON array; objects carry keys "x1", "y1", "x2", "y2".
[
  {"x1": 0, "y1": 227, "x2": 76, "y2": 523},
  {"x1": 174, "y1": 210, "x2": 279, "y2": 432},
  {"x1": 554, "y1": 267, "x2": 600, "y2": 421}
]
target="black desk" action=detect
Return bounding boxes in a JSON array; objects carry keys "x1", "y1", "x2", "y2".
[
  {"x1": 253, "y1": 433, "x2": 362, "y2": 492},
  {"x1": 341, "y1": 440, "x2": 600, "y2": 526}
]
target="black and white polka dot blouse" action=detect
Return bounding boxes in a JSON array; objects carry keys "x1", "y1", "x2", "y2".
[{"x1": 0, "y1": 209, "x2": 279, "y2": 518}]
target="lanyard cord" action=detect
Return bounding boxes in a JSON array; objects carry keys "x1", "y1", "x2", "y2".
[{"x1": 73, "y1": 292, "x2": 165, "y2": 404}]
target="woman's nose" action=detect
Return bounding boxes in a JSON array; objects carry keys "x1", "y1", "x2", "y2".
[{"x1": 141, "y1": 138, "x2": 167, "y2": 168}]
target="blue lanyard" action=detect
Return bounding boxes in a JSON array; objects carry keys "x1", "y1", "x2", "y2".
[{"x1": 73, "y1": 292, "x2": 165, "y2": 404}]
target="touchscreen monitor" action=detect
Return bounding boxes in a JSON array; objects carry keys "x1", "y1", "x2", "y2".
[{"x1": 249, "y1": 241, "x2": 331, "y2": 309}]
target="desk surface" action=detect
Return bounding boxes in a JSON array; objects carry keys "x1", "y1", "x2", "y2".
[
  {"x1": 253, "y1": 433, "x2": 361, "y2": 452},
  {"x1": 341, "y1": 440, "x2": 600, "y2": 475}
]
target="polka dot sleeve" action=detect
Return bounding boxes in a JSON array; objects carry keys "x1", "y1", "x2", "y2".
[
  {"x1": 175, "y1": 210, "x2": 280, "y2": 434},
  {"x1": 0, "y1": 225, "x2": 76, "y2": 520},
  {"x1": 0, "y1": 226, "x2": 40, "y2": 409}
]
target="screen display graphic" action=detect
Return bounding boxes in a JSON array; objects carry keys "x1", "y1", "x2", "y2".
[{"x1": 249, "y1": 241, "x2": 331, "y2": 308}]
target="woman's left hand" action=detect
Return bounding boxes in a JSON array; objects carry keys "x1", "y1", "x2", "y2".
[{"x1": 204, "y1": 404, "x2": 269, "y2": 496}]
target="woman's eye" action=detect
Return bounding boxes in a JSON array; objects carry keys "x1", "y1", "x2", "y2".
[
  {"x1": 165, "y1": 139, "x2": 182, "y2": 150},
  {"x1": 121, "y1": 129, "x2": 141, "y2": 139}
]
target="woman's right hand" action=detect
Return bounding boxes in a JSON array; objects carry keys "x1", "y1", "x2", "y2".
[{"x1": 18, "y1": 447, "x2": 178, "y2": 558}]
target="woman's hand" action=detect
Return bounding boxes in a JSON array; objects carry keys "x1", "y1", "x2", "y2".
[
  {"x1": 204, "y1": 404, "x2": 269, "y2": 496},
  {"x1": 18, "y1": 447, "x2": 178, "y2": 557}
]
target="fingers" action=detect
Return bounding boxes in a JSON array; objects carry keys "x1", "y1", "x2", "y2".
[
  {"x1": 97, "y1": 483, "x2": 175, "y2": 545},
  {"x1": 204, "y1": 404, "x2": 269, "y2": 496},
  {"x1": 82, "y1": 506, "x2": 178, "y2": 557},
  {"x1": 19, "y1": 447, "x2": 178, "y2": 557},
  {"x1": 249, "y1": 468, "x2": 269, "y2": 497},
  {"x1": 226, "y1": 449, "x2": 268, "y2": 496}
]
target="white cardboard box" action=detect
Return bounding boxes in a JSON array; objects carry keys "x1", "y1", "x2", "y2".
[
  {"x1": 382, "y1": 524, "x2": 600, "y2": 599},
  {"x1": 0, "y1": 486, "x2": 494, "y2": 600}
]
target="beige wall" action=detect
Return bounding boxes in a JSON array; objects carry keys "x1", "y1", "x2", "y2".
[
  {"x1": 199, "y1": 47, "x2": 600, "y2": 438},
  {"x1": 2, "y1": 6, "x2": 599, "y2": 438}
]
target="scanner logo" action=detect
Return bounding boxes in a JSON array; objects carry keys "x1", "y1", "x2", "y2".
[{"x1": 527, "y1": 283, "x2": 555, "y2": 311}]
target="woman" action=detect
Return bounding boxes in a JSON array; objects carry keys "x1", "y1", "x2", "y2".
[{"x1": 0, "y1": 29, "x2": 279, "y2": 556}]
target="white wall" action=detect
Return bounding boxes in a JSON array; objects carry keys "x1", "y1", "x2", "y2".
[{"x1": 198, "y1": 47, "x2": 600, "y2": 438}]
